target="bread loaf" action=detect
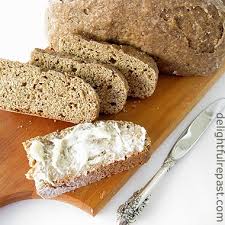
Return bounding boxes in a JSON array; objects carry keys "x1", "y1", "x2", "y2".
[
  {"x1": 24, "y1": 120, "x2": 151, "y2": 198},
  {"x1": 0, "y1": 59, "x2": 100, "y2": 123},
  {"x1": 30, "y1": 48, "x2": 128, "y2": 114},
  {"x1": 48, "y1": 0, "x2": 225, "y2": 75},
  {"x1": 52, "y1": 34, "x2": 158, "y2": 98}
]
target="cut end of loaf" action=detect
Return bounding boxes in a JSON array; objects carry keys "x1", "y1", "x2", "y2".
[{"x1": 23, "y1": 120, "x2": 151, "y2": 199}]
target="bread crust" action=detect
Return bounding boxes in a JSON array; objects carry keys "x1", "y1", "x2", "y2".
[
  {"x1": 48, "y1": 0, "x2": 225, "y2": 75},
  {"x1": 23, "y1": 121, "x2": 151, "y2": 199}
]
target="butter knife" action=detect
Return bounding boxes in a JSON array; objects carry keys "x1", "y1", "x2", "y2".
[{"x1": 117, "y1": 98, "x2": 225, "y2": 225}]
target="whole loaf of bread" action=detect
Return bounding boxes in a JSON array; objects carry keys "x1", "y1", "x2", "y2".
[{"x1": 48, "y1": 0, "x2": 225, "y2": 75}]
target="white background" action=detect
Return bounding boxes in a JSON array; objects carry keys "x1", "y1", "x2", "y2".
[{"x1": 0, "y1": 1, "x2": 224, "y2": 225}]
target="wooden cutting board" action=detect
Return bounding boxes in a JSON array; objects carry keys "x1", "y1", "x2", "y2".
[{"x1": 0, "y1": 66, "x2": 224, "y2": 216}]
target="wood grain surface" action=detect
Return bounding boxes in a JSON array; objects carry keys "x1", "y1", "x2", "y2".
[{"x1": 0, "y1": 67, "x2": 224, "y2": 216}]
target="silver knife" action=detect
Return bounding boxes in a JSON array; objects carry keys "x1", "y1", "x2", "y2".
[{"x1": 117, "y1": 98, "x2": 225, "y2": 225}]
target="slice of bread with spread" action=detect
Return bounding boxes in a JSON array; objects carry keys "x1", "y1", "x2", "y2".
[
  {"x1": 0, "y1": 59, "x2": 100, "y2": 123},
  {"x1": 24, "y1": 120, "x2": 151, "y2": 198},
  {"x1": 52, "y1": 34, "x2": 159, "y2": 99},
  {"x1": 30, "y1": 48, "x2": 129, "y2": 114}
]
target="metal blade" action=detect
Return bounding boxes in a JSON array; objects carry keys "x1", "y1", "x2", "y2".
[{"x1": 169, "y1": 98, "x2": 225, "y2": 161}]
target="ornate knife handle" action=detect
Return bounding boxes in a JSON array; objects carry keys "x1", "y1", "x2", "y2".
[
  {"x1": 117, "y1": 99, "x2": 225, "y2": 224},
  {"x1": 117, "y1": 156, "x2": 176, "y2": 225}
]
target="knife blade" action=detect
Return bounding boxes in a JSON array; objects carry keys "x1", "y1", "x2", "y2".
[{"x1": 117, "y1": 98, "x2": 225, "y2": 225}]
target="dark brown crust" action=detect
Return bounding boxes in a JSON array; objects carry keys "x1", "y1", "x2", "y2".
[{"x1": 38, "y1": 137, "x2": 151, "y2": 199}]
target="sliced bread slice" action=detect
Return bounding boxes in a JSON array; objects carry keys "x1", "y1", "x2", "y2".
[
  {"x1": 0, "y1": 59, "x2": 100, "y2": 123},
  {"x1": 30, "y1": 48, "x2": 128, "y2": 114},
  {"x1": 23, "y1": 120, "x2": 151, "y2": 198},
  {"x1": 51, "y1": 34, "x2": 159, "y2": 98}
]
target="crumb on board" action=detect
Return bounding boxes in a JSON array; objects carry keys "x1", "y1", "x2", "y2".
[
  {"x1": 100, "y1": 191, "x2": 106, "y2": 199},
  {"x1": 122, "y1": 107, "x2": 128, "y2": 113},
  {"x1": 133, "y1": 100, "x2": 141, "y2": 104},
  {"x1": 17, "y1": 120, "x2": 33, "y2": 129},
  {"x1": 130, "y1": 100, "x2": 141, "y2": 109}
]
